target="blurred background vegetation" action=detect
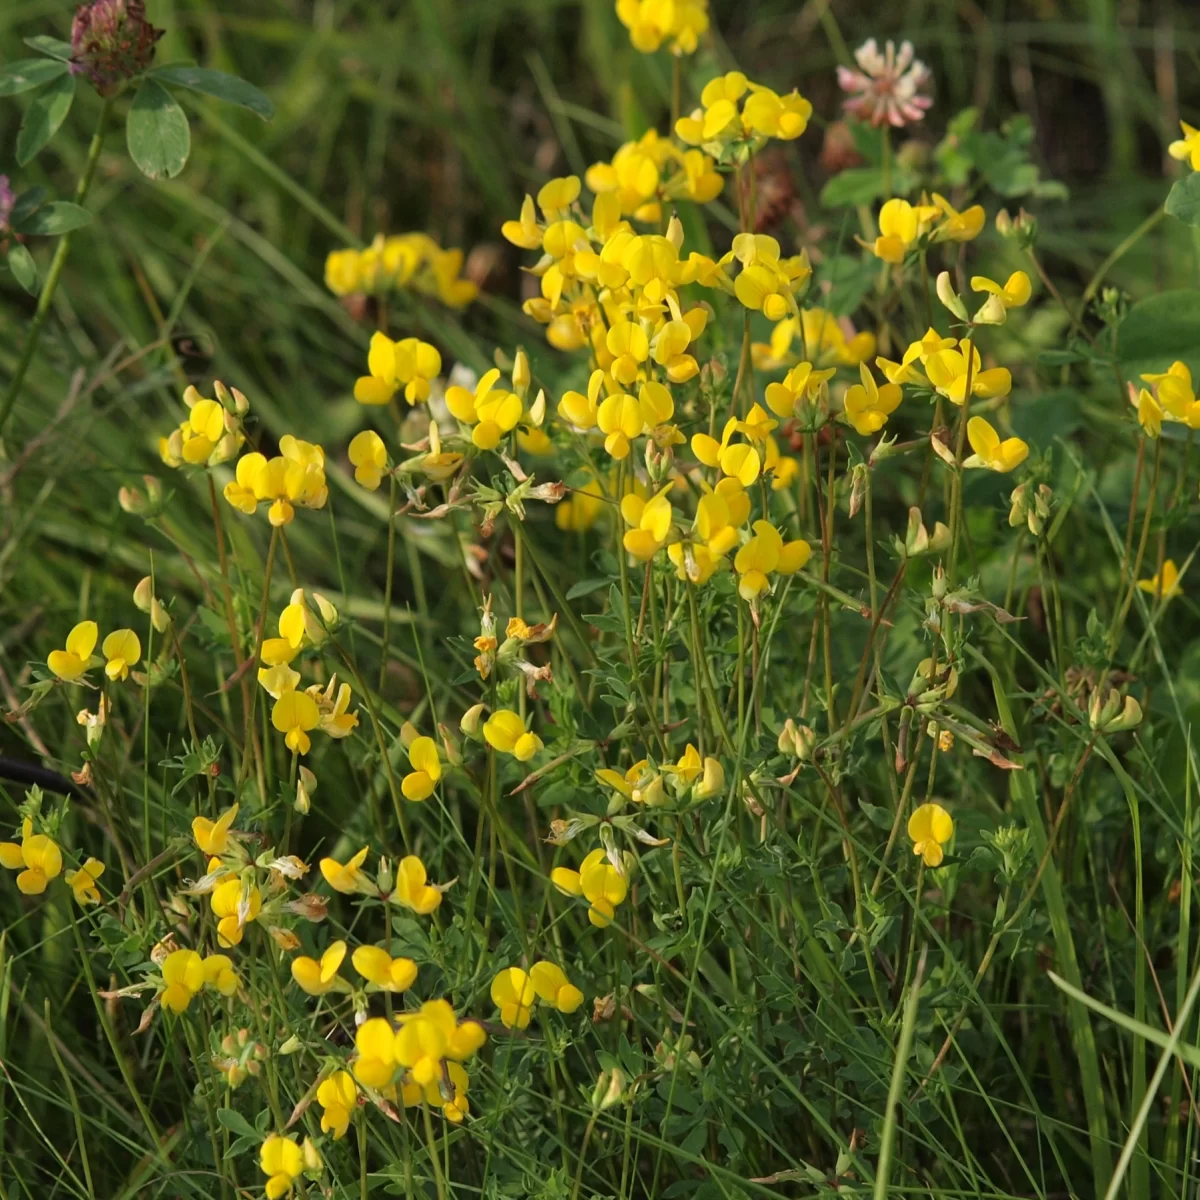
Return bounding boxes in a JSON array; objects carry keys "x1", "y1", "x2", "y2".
[{"x1": 3, "y1": 0, "x2": 1199, "y2": 652}]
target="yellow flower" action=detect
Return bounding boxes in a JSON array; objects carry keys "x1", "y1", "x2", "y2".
[
  {"x1": 1138, "y1": 558, "x2": 1183, "y2": 601},
  {"x1": 529, "y1": 961, "x2": 584, "y2": 1013},
  {"x1": 393, "y1": 854, "x2": 443, "y2": 915},
  {"x1": 741, "y1": 85, "x2": 812, "y2": 140},
  {"x1": 260, "y1": 1133, "x2": 304, "y2": 1200},
  {"x1": 1143, "y1": 362, "x2": 1200, "y2": 426},
  {"x1": 595, "y1": 759, "x2": 650, "y2": 799},
  {"x1": 210, "y1": 877, "x2": 262, "y2": 947},
  {"x1": 931, "y1": 193, "x2": 985, "y2": 242},
  {"x1": 159, "y1": 948, "x2": 205, "y2": 1014},
  {"x1": 676, "y1": 72, "x2": 746, "y2": 145},
  {"x1": 192, "y1": 803, "x2": 239, "y2": 857},
  {"x1": 843, "y1": 362, "x2": 902, "y2": 435},
  {"x1": 291, "y1": 940, "x2": 348, "y2": 996},
  {"x1": 402, "y1": 735, "x2": 442, "y2": 801},
  {"x1": 502, "y1": 194, "x2": 543, "y2": 249},
  {"x1": 446, "y1": 368, "x2": 524, "y2": 450},
  {"x1": 353, "y1": 1016, "x2": 398, "y2": 1089},
  {"x1": 764, "y1": 360, "x2": 837, "y2": 419},
  {"x1": 202, "y1": 953, "x2": 240, "y2": 997},
  {"x1": 425, "y1": 1061, "x2": 471, "y2": 1122},
  {"x1": 348, "y1": 430, "x2": 388, "y2": 490},
  {"x1": 100, "y1": 628, "x2": 141, "y2": 682},
  {"x1": 558, "y1": 368, "x2": 605, "y2": 431},
  {"x1": 0, "y1": 818, "x2": 62, "y2": 896},
  {"x1": 320, "y1": 846, "x2": 372, "y2": 895},
  {"x1": 620, "y1": 484, "x2": 674, "y2": 561},
  {"x1": 925, "y1": 340, "x2": 1012, "y2": 406},
  {"x1": 325, "y1": 248, "x2": 362, "y2": 295},
  {"x1": 47, "y1": 620, "x2": 98, "y2": 682},
  {"x1": 733, "y1": 520, "x2": 812, "y2": 601},
  {"x1": 870, "y1": 198, "x2": 935, "y2": 263},
  {"x1": 393, "y1": 337, "x2": 443, "y2": 403},
  {"x1": 272, "y1": 690, "x2": 321, "y2": 755},
  {"x1": 317, "y1": 1071, "x2": 358, "y2": 1140},
  {"x1": 483, "y1": 709, "x2": 543, "y2": 761},
  {"x1": 579, "y1": 848, "x2": 629, "y2": 927},
  {"x1": 64, "y1": 856, "x2": 105, "y2": 905},
  {"x1": 355, "y1": 332, "x2": 400, "y2": 405},
  {"x1": 395, "y1": 999, "x2": 487, "y2": 1087},
  {"x1": 617, "y1": 0, "x2": 708, "y2": 55},
  {"x1": 606, "y1": 318, "x2": 650, "y2": 386},
  {"x1": 1169, "y1": 121, "x2": 1200, "y2": 171},
  {"x1": 491, "y1": 966, "x2": 537, "y2": 1029},
  {"x1": 224, "y1": 437, "x2": 328, "y2": 526},
  {"x1": 907, "y1": 802, "x2": 953, "y2": 867},
  {"x1": 307, "y1": 675, "x2": 359, "y2": 739},
  {"x1": 971, "y1": 270, "x2": 1032, "y2": 323},
  {"x1": 352, "y1": 945, "x2": 419, "y2": 992},
  {"x1": 1134, "y1": 387, "x2": 1163, "y2": 438},
  {"x1": 963, "y1": 417, "x2": 1029, "y2": 473}
]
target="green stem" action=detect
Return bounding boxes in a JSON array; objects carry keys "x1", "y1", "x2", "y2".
[{"x1": 0, "y1": 98, "x2": 113, "y2": 440}]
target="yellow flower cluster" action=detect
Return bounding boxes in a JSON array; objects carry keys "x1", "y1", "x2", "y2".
[
  {"x1": 158, "y1": 947, "x2": 241, "y2": 1013},
  {"x1": 616, "y1": 0, "x2": 708, "y2": 55},
  {"x1": 159, "y1": 383, "x2": 248, "y2": 468},
  {"x1": 552, "y1": 848, "x2": 629, "y2": 927},
  {"x1": 224, "y1": 435, "x2": 328, "y2": 527},
  {"x1": 353, "y1": 1000, "x2": 486, "y2": 1123},
  {"x1": 324, "y1": 232, "x2": 478, "y2": 308},
  {"x1": 676, "y1": 72, "x2": 813, "y2": 148},
  {"x1": 490, "y1": 961, "x2": 584, "y2": 1029},
  {"x1": 256, "y1": 591, "x2": 357, "y2": 756}
]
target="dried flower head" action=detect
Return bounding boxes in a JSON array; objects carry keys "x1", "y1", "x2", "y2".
[{"x1": 71, "y1": 0, "x2": 164, "y2": 95}]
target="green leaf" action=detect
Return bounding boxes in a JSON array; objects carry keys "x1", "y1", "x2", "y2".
[
  {"x1": 0, "y1": 57, "x2": 69, "y2": 96},
  {"x1": 126, "y1": 79, "x2": 191, "y2": 180},
  {"x1": 1165, "y1": 172, "x2": 1200, "y2": 227},
  {"x1": 215, "y1": 1108, "x2": 259, "y2": 1140},
  {"x1": 7, "y1": 244, "x2": 38, "y2": 295},
  {"x1": 820, "y1": 167, "x2": 884, "y2": 208},
  {"x1": 151, "y1": 65, "x2": 274, "y2": 121},
  {"x1": 23, "y1": 35, "x2": 74, "y2": 61},
  {"x1": 565, "y1": 578, "x2": 610, "y2": 601},
  {"x1": 10, "y1": 187, "x2": 47, "y2": 228},
  {"x1": 16, "y1": 73, "x2": 76, "y2": 165},
  {"x1": 1118, "y1": 289, "x2": 1200, "y2": 383},
  {"x1": 14, "y1": 202, "x2": 93, "y2": 236}
]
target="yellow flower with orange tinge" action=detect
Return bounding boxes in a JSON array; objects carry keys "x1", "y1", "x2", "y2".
[{"x1": 908, "y1": 803, "x2": 953, "y2": 867}]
